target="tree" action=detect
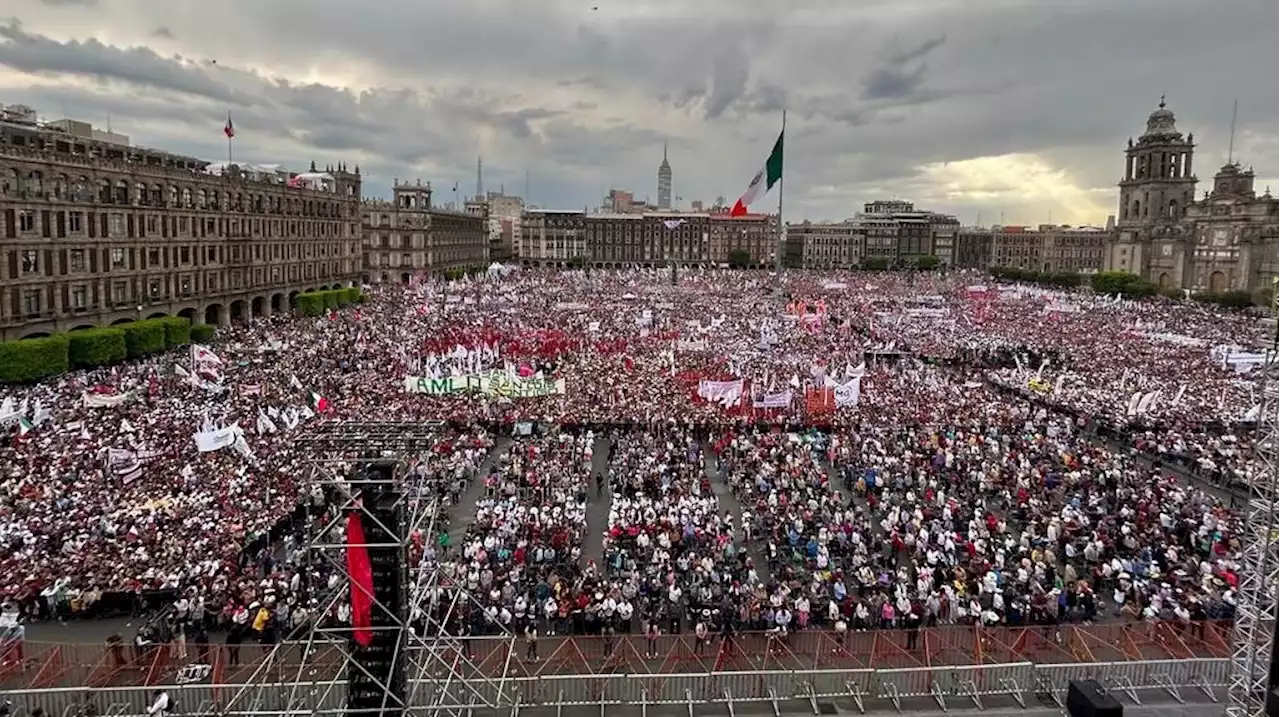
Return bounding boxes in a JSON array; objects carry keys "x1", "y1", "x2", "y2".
[
  {"x1": 727, "y1": 250, "x2": 752, "y2": 268},
  {"x1": 861, "y1": 256, "x2": 890, "y2": 271},
  {"x1": 1091, "y1": 271, "x2": 1156, "y2": 298},
  {"x1": 915, "y1": 255, "x2": 941, "y2": 270}
]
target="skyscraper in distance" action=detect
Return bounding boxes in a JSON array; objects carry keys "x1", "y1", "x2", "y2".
[{"x1": 657, "y1": 142, "x2": 672, "y2": 210}]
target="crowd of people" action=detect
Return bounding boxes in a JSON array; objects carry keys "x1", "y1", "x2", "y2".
[{"x1": 0, "y1": 268, "x2": 1267, "y2": 652}]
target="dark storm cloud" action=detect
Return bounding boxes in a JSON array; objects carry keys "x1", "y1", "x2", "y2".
[
  {"x1": 0, "y1": 0, "x2": 1276, "y2": 221},
  {"x1": 860, "y1": 35, "x2": 946, "y2": 101}
]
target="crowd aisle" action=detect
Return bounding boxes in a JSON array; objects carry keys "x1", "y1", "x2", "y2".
[{"x1": 0, "y1": 268, "x2": 1266, "y2": 658}]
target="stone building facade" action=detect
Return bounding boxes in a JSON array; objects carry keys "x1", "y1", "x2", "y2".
[
  {"x1": 783, "y1": 221, "x2": 864, "y2": 269},
  {"x1": 516, "y1": 211, "x2": 776, "y2": 268},
  {"x1": 0, "y1": 117, "x2": 363, "y2": 341},
  {"x1": 1106, "y1": 100, "x2": 1279, "y2": 291},
  {"x1": 361, "y1": 179, "x2": 489, "y2": 284}
]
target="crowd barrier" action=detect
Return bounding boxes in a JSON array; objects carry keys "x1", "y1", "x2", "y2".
[
  {"x1": 0, "y1": 657, "x2": 1233, "y2": 715},
  {"x1": 0, "y1": 622, "x2": 1234, "y2": 691}
]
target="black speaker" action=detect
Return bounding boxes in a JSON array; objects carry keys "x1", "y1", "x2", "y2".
[
  {"x1": 1066, "y1": 679, "x2": 1123, "y2": 717},
  {"x1": 347, "y1": 461, "x2": 407, "y2": 717}
]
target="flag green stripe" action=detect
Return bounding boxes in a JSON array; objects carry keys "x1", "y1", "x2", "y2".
[{"x1": 764, "y1": 129, "x2": 784, "y2": 189}]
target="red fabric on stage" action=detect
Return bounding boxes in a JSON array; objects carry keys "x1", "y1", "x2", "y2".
[{"x1": 346, "y1": 513, "x2": 375, "y2": 647}]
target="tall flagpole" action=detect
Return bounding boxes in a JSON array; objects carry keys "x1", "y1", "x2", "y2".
[{"x1": 775, "y1": 109, "x2": 786, "y2": 273}]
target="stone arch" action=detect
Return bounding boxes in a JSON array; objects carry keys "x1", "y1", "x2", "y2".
[
  {"x1": 204, "y1": 303, "x2": 225, "y2": 326},
  {"x1": 20, "y1": 331, "x2": 52, "y2": 339},
  {"x1": 70, "y1": 324, "x2": 95, "y2": 332},
  {"x1": 287, "y1": 290, "x2": 300, "y2": 307},
  {"x1": 98, "y1": 178, "x2": 112, "y2": 203},
  {"x1": 230, "y1": 299, "x2": 248, "y2": 323},
  {"x1": 251, "y1": 296, "x2": 265, "y2": 317},
  {"x1": 115, "y1": 179, "x2": 129, "y2": 204},
  {"x1": 271, "y1": 293, "x2": 285, "y2": 313},
  {"x1": 147, "y1": 312, "x2": 167, "y2": 319},
  {"x1": 177, "y1": 307, "x2": 197, "y2": 323},
  {"x1": 1158, "y1": 273, "x2": 1171, "y2": 289},
  {"x1": 401, "y1": 273, "x2": 412, "y2": 284},
  {"x1": 150, "y1": 183, "x2": 163, "y2": 206},
  {"x1": 110, "y1": 317, "x2": 134, "y2": 325},
  {"x1": 1209, "y1": 271, "x2": 1227, "y2": 293}
]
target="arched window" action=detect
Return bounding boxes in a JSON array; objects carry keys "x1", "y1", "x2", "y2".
[
  {"x1": 1132, "y1": 200, "x2": 1141, "y2": 218},
  {"x1": 115, "y1": 180, "x2": 130, "y2": 204},
  {"x1": 1168, "y1": 199, "x2": 1179, "y2": 217}
]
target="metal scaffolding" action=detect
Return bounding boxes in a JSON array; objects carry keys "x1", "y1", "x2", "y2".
[
  {"x1": 218, "y1": 422, "x2": 516, "y2": 716},
  {"x1": 1227, "y1": 324, "x2": 1280, "y2": 717}
]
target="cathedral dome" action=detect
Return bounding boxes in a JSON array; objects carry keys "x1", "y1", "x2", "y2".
[{"x1": 1143, "y1": 97, "x2": 1178, "y2": 137}]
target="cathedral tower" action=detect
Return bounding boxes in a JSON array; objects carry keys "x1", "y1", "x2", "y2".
[{"x1": 1117, "y1": 97, "x2": 1197, "y2": 227}]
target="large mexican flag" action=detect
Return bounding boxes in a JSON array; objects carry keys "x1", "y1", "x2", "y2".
[{"x1": 730, "y1": 128, "x2": 784, "y2": 217}]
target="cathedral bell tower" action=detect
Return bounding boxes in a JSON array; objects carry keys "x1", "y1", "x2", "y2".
[{"x1": 1117, "y1": 97, "x2": 1197, "y2": 227}]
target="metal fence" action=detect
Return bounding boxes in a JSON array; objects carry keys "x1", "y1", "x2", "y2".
[
  {"x1": 0, "y1": 657, "x2": 1233, "y2": 715},
  {"x1": 0, "y1": 620, "x2": 1235, "y2": 691}
]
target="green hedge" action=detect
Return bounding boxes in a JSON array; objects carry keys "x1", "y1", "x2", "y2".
[
  {"x1": 296, "y1": 288, "x2": 362, "y2": 316},
  {"x1": 989, "y1": 266, "x2": 1083, "y2": 288},
  {"x1": 120, "y1": 320, "x2": 168, "y2": 359},
  {"x1": 68, "y1": 328, "x2": 128, "y2": 369},
  {"x1": 160, "y1": 316, "x2": 191, "y2": 346},
  {"x1": 191, "y1": 324, "x2": 216, "y2": 343},
  {"x1": 1192, "y1": 290, "x2": 1254, "y2": 309},
  {"x1": 0, "y1": 335, "x2": 70, "y2": 383},
  {"x1": 1090, "y1": 270, "x2": 1156, "y2": 298}
]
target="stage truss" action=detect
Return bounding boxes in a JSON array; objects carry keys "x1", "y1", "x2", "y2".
[
  {"x1": 1226, "y1": 324, "x2": 1280, "y2": 717},
  {"x1": 219, "y1": 421, "x2": 517, "y2": 716}
]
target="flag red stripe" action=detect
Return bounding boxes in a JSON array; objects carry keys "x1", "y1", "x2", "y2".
[
  {"x1": 729, "y1": 199, "x2": 748, "y2": 217},
  {"x1": 346, "y1": 512, "x2": 375, "y2": 647}
]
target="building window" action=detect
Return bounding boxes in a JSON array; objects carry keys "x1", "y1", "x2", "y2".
[
  {"x1": 149, "y1": 279, "x2": 162, "y2": 298},
  {"x1": 180, "y1": 276, "x2": 192, "y2": 294},
  {"x1": 68, "y1": 212, "x2": 83, "y2": 233},
  {"x1": 19, "y1": 210, "x2": 35, "y2": 232},
  {"x1": 112, "y1": 281, "x2": 128, "y2": 303},
  {"x1": 71, "y1": 285, "x2": 87, "y2": 309},
  {"x1": 21, "y1": 289, "x2": 41, "y2": 315},
  {"x1": 179, "y1": 246, "x2": 190, "y2": 264},
  {"x1": 146, "y1": 216, "x2": 159, "y2": 234},
  {"x1": 69, "y1": 249, "x2": 86, "y2": 272},
  {"x1": 111, "y1": 248, "x2": 126, "y2": 268},
  {"x1": 21, "y1": 250, "x2": 38, "y2": 273},
  {"x1": 207, "y1": 247, "x2": 217, "y2": 262},
  {"x1": 109, "y1": 213, "x2": 125, "y2": 236},
  {"x1": 148, "y1": 249, "x2": 161, "y2": 266}
]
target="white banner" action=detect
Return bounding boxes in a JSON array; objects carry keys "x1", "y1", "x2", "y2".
[
  {"x1": 834, "y1": 377, "x2": 863, "y2": 407},
  {"x1": 82, "y1": 391, "x2": 133, "y2": 409},
  {"x1": 904, "y1": 307, "x2": 950, "y2": 318},
  {"x1": 752, "y1": 390, "x2": 793, "y2": 408},
  {"x1": 677, "y1": 339, "x2": 709, "y2": 352},
  {"x1": 1043, "y1": 302, "x2": 1082, "y2": 314},
  {"x1": 193, "y1": 424, "x2": 242, "y2": 453}
]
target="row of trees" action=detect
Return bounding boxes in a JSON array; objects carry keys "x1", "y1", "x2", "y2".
[
  {"x1": 992, "y1": 267, "x2": 1273, "y2": 308},
  {"x1": 0, "y1": 317, "x2": 215, "y2": 383}
]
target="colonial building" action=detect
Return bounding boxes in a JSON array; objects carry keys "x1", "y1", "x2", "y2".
[
  {"x1": 990, "y1": 224, "x2": 1108, "y2": 273},
  {"x1": 854, "y1": 200, "x2": 959, "y2": 264},
  {"x1": 953, "y1": 228, "x2": 994, "y2": 269},
  {"x1": 516, "y1": 210, "x2": 776, "y2": 268},
  {"x1": 1106, "y1": 99, "x2": 1279, "y2": 291},
  {"x1": 361, "y1": 179, "x2": 488, "y2": 283},
  {"x1": 783, "y1": 220, "x2": 864, "y2": 269},
  {"x1": 0, "y1": 108, "x2": 363, "y2": 341}
]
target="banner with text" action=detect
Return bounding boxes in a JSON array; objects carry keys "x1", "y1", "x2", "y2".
[{"x1": 403, "y1": 372, "x2": 567, "y2": 398}]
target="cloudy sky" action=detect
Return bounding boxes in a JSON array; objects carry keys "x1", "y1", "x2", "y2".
[{"x1": 0, "y1": 0, "x2": 1276, "y2": 224}]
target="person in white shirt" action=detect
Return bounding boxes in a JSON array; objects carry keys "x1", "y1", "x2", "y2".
[{"x1": 146, "y1": 689, "x2": 172, "y2": 715}]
